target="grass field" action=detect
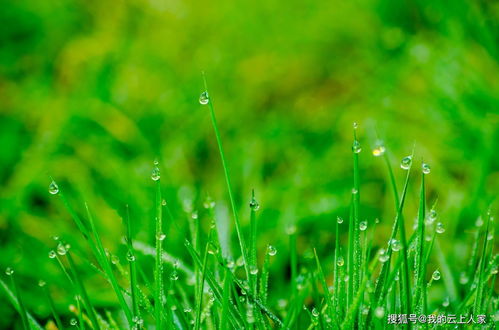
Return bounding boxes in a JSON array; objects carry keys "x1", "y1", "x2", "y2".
[{"x1": 0, "y1": 0, "x2": 498, "y2": 329}]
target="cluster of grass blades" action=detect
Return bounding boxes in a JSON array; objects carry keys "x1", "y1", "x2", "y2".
[{"x1": 1, "y1": 79, "x2": 497, "y2": 329}]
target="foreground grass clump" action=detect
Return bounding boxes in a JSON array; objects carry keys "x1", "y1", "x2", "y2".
[{"x1": 1, "y1": 84, "x2": 497, "y2": 329}]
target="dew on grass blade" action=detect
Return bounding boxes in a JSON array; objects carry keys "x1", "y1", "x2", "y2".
[
  {"x1": 432, "y1": 270, "x2": 441, "y2": 280},
  {"x1": 250, "y1": 266, "x2": 259, "y2": 275},
  {"x1": 491, "y1": 266, "x2": 498, "y2": 275},
  {"x1": 375, "y1": 306, "x2": 385, "y2": 319},
  {"x1": 170, "y1": 271, "x2": 179, "y2": 281},
  {"x1": 249, "y1": 196, "x2": 260, "y2": 211},
  {"x1": 459, "y1": 272, "x2": 469, "y2": 284},
  {"x1": 126, "y1": 251, "x2": 136, "y2": 262},
  {"x1": 203, "y1": 196, "x2": 215, "y2": 209},
  {"x1": 236, "y1": 256, "x2": 244, "y2": 267},
  {"x1": 267, "y1": 245, "x2": 277, "y2": 256},
  {"x1": 161, "y1": 199, "x2": 166, "y2": 206},
  {"x1": 311, "y1": 308, "x2": 319, "y2": 317},
  {"x1": 191, "y1": 211, "x2": 198, "y2": 220},
  {"x1": 156, "y1": 232, "x2": 166, "y2": 241},
  {"x1": 70, "y1": 318, "x2": 77, "y2": 326},
  {"x1": 351, "y1": 188, "x2": 358, "y2": 194},
  {"x1": 38, "y1": 280, "x2": 46, "y2": 287},
  {"x1": 353, "y1": 122, "x2": 358, "y2": 129},
  {"x1": 378, "y1": 249, "x2": 389, "y2": 263},
  {"x1": 352, "y1": 140, "x2": 362, "y2": 154},
  {"x1": 475, "y1": 217, "x2": 483, "y2": 227},
  {"x1": 359, "y1": 220, "x2": 367, "y2": 231},
  {"x1": 422, "y1": 163, "x2": 431, "y2": 174},
  {"x1": 372, "y1": 141, "x2": 386, "y2": 157},
  {"x1": 400, "y1": 156, "x2": 412, "y2": 170},
  {"x1": 48, "y1": 250, "x2": 57, "y2": 259},
  {"x1": 442, "y1": 297, "x2": 450, "y2": 307},
  {"x1": 57, "y1": 242, "x2": 68, "y2": 255},
  {"x1": 436, "y1": 222, "x2": 445, "y2": 234},
  {"x1": 151, "y1": 165, "x2": 160, "y2": 181},
  {"x1": 5, "y1": 267, "x2": 13, "y2": 276},
  {"x1": 391, "y1": 239, "x2": 401, "y2": 252},
  {"x1": 337, "y1": 216, "x2": 344, "y2": 224},
  {"x1": 48, "y1": 181, "x2": 59, "y2": 195},
  {"x1": 336, "y1": 256, "x2": 345, "y2": 267},
  {"x1": 429, "y1": 209, "x2": 437, "y2": 222},
  {"x1": 199, "y1": 91, "x2": 209, "y2": 105}
]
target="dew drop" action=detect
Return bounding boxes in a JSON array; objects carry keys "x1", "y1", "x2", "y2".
[
  {"x1": 475, "y1": 217, "x2": 483, "y2": 227},
  {"x1": 57, "y1": 242, "x2": 68, "y2": 255},
  {"x1": 359, "y1": 221, "x2": 367, "y2": 231},
  {"x1": 429, "y1": 209, "x2": 437, "y2": 222},
  {"x1": 353, "y1": 122, "x2": 358, "y2": 129},
  {"x1": 352, "y1": 140, "x2": 362, "y2": 154},
  {"x1": 126, "y1": 251, "x2": 136, "y2": 262},
  {"x1": 203, "y1": 196, "x2": 215, "y2": 209},
  {"x1": 442, "y1": 297, "x2": 450, "y2": 307},
  {"x1": 391, "y1": 239, "x2": 401, "y2": 252},
  {"x1": 422, "y1": 163, "x2": 431, "y2": 174},
  {"x1": 375, "y1": 306, "x2": 385, "y2": 319},
  {"x1": 400, "y1": 156, "x2": 412, "y2": 170},
  {"x1": 156, "y1": 232, "x2": 166, "y2": 241},
  {"x1": 378, "y1": 249, "x2": 389, "y2": 263},
  {"x1": 5, "y1": 267, "x2": 14, "y2": 276},
  {"x1": 70, "y1": 318, "x2": 77, "y2": 326},
  {"x1": 250, "y1": 267, "x2": 259, "y2": 275},
  {"x1": 491, "y1": 266, "x2": 498, "y2": 275},
  {"x1": 38, "y1": 279, "x2": 46, "y2": 287},
  {"x1": 337, "y1": 216, "x2": 344, "y2": 224},
  {"x1": 236, "y1": 256, "x2": 244, "y2": 267},
  {"x1": 286, "y1": 225, "x2": 297, "y2": 235},
  {"x1": 48, "y1": 181, "x2": 59, "y2": 195},
  {"x1": 351, "y1": 188, "x2": 358, "y2": 194},
  {"x1": 459, "y1": 272, "x2": 469, "y2": 284},
  {"x1": 199, "y1": 91, "x2": 209, "y2": 105},
  {"x1": 336, "y1": 256, "x2": 345, "y2": 267},
  {"x1": 432, "y1": 270, "x2": 441, "y2": 281},
  {"x1": 170, "y1": 271, "x2": 179, "y2": 281},
  {"x1": 487, "y1": 233, "x2": 493, "y2": 241},
  {"x1": 249, "y1": 197, "x2": 260, "y2": 211},
  {"x1": 191, "y1": 211, "x2": 198, "y2": 220},
  {"x1": 111, "y1": 255, "x2": 119, "y2": 265},
  {"x1": 436, "y1": 222, "x2": 445, "y2": 234},
  {"x1": 161, "y1": 199, "x2": 167, "y2": 206},
  {"x1": 267, "y1": 245, "x2": 277, "y2": 256},
  {"x1": 48, "y1": 250, "x2": 57, "y2": 259},
  {"x1": 311, "y1": 308, "x2": 319, "y2": 317},
  {"x1": 226, "y1": 259, "x2": 235, "y2": 269},
  {"x1": 184, "y1": 308, "x2": 192, "y2": 313},
  {"x1": 151, "y1": 166, "x2": 160, "y2": 181},
  {"x1": 372, "y1": 143, "x2": 386, "y2": 157}
]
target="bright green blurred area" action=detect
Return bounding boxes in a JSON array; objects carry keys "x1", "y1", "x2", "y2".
[{"x1": 0, "y1": 0, "x2": 498, "y2": 326}]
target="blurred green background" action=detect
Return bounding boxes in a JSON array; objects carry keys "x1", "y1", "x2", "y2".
[{"x1": 0, "y1": 0, "x2": 498, "y2": 327}]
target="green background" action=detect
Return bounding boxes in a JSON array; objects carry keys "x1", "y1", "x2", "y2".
[{"x1": 0, "y1": 0, "x2": 497, "y2": 326}]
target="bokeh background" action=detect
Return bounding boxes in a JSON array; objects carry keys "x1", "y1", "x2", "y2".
[{"x1": 0, "y1": 0, "x2": 498, "y2": 327}]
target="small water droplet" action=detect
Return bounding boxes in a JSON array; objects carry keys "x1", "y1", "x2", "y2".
[
  {"x1": 184, "y1": 307, "x2": 192, "y2": 313},
  {"x1": 191, "y1": 211, "x2": 198, "y2": 220},
  {"x1": 236, "y1": 256, "x2": 244, "y2": 267},
  {"x1": 352, "y1": 140, "x2": 362, "y2": 154},
  {"x1": 475, "y1": 217, "x2": 483, "y2": 227},
  {"x1": 436, "y1": 222, "x2": 445, "y2": 234},
  {"x1": 400, "y1": 155, "x2": 412, "y2": 170},
  {"x1": 5, "y1": 267, "x2": 14, "y2": 276},
  {"x1": 267, "y1": 245, "x2": 277, "y2": 256},
  {"x1": 38, "y1": 279, "x2": 46, "y2": 287},
  {"x1": 48, "y1": 181, "x2": 59, "y2": 195},
  {"x1": 126, "y1": 251, "x2": 136, "y2": 262},
  {"x1": 250, "y1": 266, "x2": 259, "y2": 275},
  {"x1": 459, "y1": 272, "x2": 469, "y2": 284},
  {"x1": 491, "y1": 266, "x2": 498, "y2": 275},
  {"x1": 337, "y1": 216, "x2": 344, "y2": 224},
  {"x1": 70, "y1": 318, "x2": 77, "y2": 326},
  {"x1": 226, "y1": 259, "x2": 235, "y2": 269},
  {"x1": 111, "y1": 255, "x2": 119, "y2": 265},
  {"x1": 359, "y1": 221, "x2": 367, "y2": 231},
  {"x1": 286, "y1": 224, "x2": 297, "y2": 235},
  {"x1": 161, "y1": 199, "x2": 167, "y2": 206},
  {"x1": 170, "y1": 271, "x2": 179, "y2": 281},
  {"x1": 57, "y1": 242, "x2": 68, "y2": 255},
  {"x1": 203, "y1": 196, "x2": 215, "y2": 209},
  {"x1": 351, "y1": 188, "x2": 358, "y2": 194},
  {"x1": 353, "y1": 122, "x2": 358, "y2": 129},
  {"x1": 249, "y1": 197, "x2": 260, "y2": 211},
  {"x1": 156, "y1": 232, "x2": 166, "y2": 241},
  {"x1": 391, "y1": 239, "x2": 401, "y2": 252},
  {"x1": 151, "y1": 165, "x2": 160, "y2": 181},
  {"x1": 336, "y1": 256, "x2": 345, "y2": 267},
  {"x1": 375, "y1": 306, "x2": 385, "y2": 319},
  {"x1": 199, "y1": 91, "x2": 210, "y2": 105},
  {"x1": 442, "y1": 297, "x2": 450, "y2": 307},
  {"x1": 48, "y1": 250, "x2": 57, "y2": 259},
  {"x1": 52, "y1": 236, "x2": 60, "y2": 241},
  {"x1": 429, "y1": 209, "x2": 437, "y2": 222},
  {"x1": 311, "y1": 308, "x2": 319, "y2": 317},
  {"x1": 378, "y1": 249, "x2": 389, "y2": 263},
  {"x1": 432, "y1": 270, "x2": 441, "y2": 281},
  {"x1": 487, "y1": 233, "x2": 494, "y2": 241},
  {"x1": 422, "y1": 163, "x2": 431, "y2": 174},
  {"x1": 372, "y1": 143, "x2": 386, "y2": 157}
]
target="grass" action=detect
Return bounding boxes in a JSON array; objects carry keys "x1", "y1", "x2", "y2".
[{"x1": 0, "y1": 83, "x2": 497, "y2": 329}]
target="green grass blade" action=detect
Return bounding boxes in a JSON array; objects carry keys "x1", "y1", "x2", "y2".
[
  {"x1": 123, "y1": 205, "x2": 140, "y2": 321},
  {"x1": 42, "y1": 284, "x2": 64, "y2": 330},
  {"x1": 154, "y1": 178, "x2": 164, "y2": 329},
  {"x1": 313, "y1": 248, "x2": 333, "y2": 318},
  {"x1": 412, "y1": 166, "x2": 426, "y2": 313},
  {"x1": 0, "y1": 279, "x2": 43, "y2": 330},
  {"x1": 352, "y1": 125, "x2": 361, "y2": 300},
  {"x1": 220, "y1": 268, "x2": 232, "y2": 330},
  {"x1": 473, "y1": 209, "x2": 492, "y2": 315},
  {"x1": 8, "y1": 273, "x2": 30, "y2": 330},
  {"x1": 202, "y1": 76, "x2": 250, "y2": 281}
]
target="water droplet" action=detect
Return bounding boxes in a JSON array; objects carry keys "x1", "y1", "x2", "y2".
[
  {"x1": 184, "y1": 307, "x2": 192, "y2": 313},
  {"x1": 337, "y1": 216, "x2": 344, "y2": 224},
  {"x1": 48, "y1": 250, "x2": 57, "y2": 259},
  {"x1": 126, "y1": 251, "x2": 136, "y2": 262},
  {"x1": 487, "y1": 233, "x2": 493, "y2": 241},
  {"x1": 432, "y1": 270, "x2": 441, "y2": 281},
  {"x1": 475, "y1": 217, "x2": 483, "y2": 227},
  {"x1": 133, "y1": 316, "x2": 143, "y2": 325},
  {"x1": 352, "y1": 140, "x2": 362, "y2": 154},
  {"x1": 400, "y1": 156, "x2": 412, "y2": 170},
  {"x1": 286, "y1": 225, "x2": 297, "y2": 235},
  {"x1": 111, "y1": 255, "x2": 119, "y2": 265},
  {"x1": 359, "y1": 221, "x2": 367, "y2": 231},
  {"x1": 151, "y1": 165, "x2": 160, "y2": 181},
  {"x1": 459, "y1": 272, "x2": 469, "y2": 284},
  {"x1": 199, "y1": 91, "x2": 209, "y2": 105},
  {"x1": 156, "y1": 232, "x2": 166, "y2": 241},
  {"x1": 353, "y1": 122, "x2": 358, "y2": 129},
  {"x1": 372, "y1": 143, "x2": 386, "y2": 157},
  {"x1": 226, "y1": 259, "x2": 235, "y2": 269},
  {"x1": 191, "y1": 211, "x2": 198, "y2": 220},
  {"x1": 311, "y1": 308, "x2": 319, "y2": 317},
  {"x1": 161, "y1": 199, "x2": 167, "y2": 206},
  {"x1": 375, "y1": 306, "x2": 385, "y2": 319},
  {"x1": 203, "y1": 196, "x2": 215, "y2": 209},
  {"x1": 378, "y1": 249, "x2": 389, "y2": 263},
  {"x1": 249, "y1": 197, "x2": 260, "y2": 211},
  {"x1": 442, "y1": 297, "x2": 450, "y2": 307},
  {"x1": 351, "y1": 188, "x2": 358, "y2": 194},
  {"x1": 52, "y1": 236, "x2": 60, "y2": 241},
  {"x1": 436, "y1": 222, "x2": 445, "y2": 234},
  {"x1": 267, "y1": 245, "x2": 277, "y2": 256},
  {"x1": 336, "y1": 256, "x2": 345, "y2": 267},
  {"x1": 170, "y1": 271, "x2": 179, "y2": 281},
  {"x1": 422, "y1": 163, "x2": 431, "y2": 174},
  {"x1": 57, "y1": 242, "x2": 68, "y2": 255},
  {"x1": 48, "y1": 181, "x2": 59, "y2": 195},
  {"x1": 5, "y1": 267, "x2": 14, "y2": 276},
  {"x1": 429, "y1": 209, "x2": 437, "y2": 222},
  {"x1": 250, "y1": 266, "x2": 259, "y2": 275},
  {"x1": 236, "y1": 256, "x2": 244, "y2": 267},
  {"x1": 391, "y1": 239, "x2": 401, "y2": 252},
  {"x1": 70, "y1": 318, "x2": 77, "y2": 326},
  {"x1": 38, "y1": 279, "x2": 46, "y2": 287},
  {"x1": 491, "y1": 266, "x2": 498, "y2": 275}
]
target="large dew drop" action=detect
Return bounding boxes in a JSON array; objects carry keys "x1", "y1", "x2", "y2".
[
  {"x1": 359, "y1": 221, "x2": 367, "y2": 231},
  {"x1": 400, "y1": 156, "x2": 412, "y2": 170},
  {"x1": 267, "y1": 245, "x2": 277, "y2": 256},
  {"x1": 49, "y1": 181, "x2": 59, "y2": 195},
  {"x1": 337, "y1": 216, "x2": 344, "y2": 224},
  {"x1": 249, "y1": 197, "x2": 260, "y2": 211},
  {"x1": 199, "y1": 91, "x2": 209, "y2": 105},
  {"x1": 151, "y1": 165, "x2": 160, "y2": 181},
  {"x1": 436, "y1": 222, "x2": 445, "y2": 234},
  {"x1": 5, "y1": 267, "x2": 14, "y2": 276},
  {"x1": 422, "y1": 163, "x2": 431, "y2": 174},
  {"x1": 336, "y1": 256, "x2": 345, "y2": 267},
  {"x1": 432, "y1": 270, "x2": 441, "y2": 281},
  {"x1": 352, "y1": 141, "x2": 362, "y2": 154}
]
